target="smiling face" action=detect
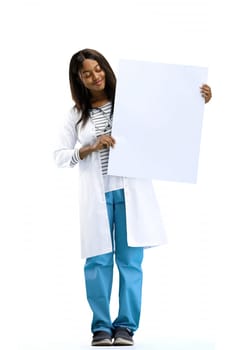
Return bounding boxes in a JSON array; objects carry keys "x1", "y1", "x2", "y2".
[{"x1": 80, "y1": 59, "x2": 106, "y2": 95}]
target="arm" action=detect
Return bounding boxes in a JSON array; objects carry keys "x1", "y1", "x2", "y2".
[
  {"x1": 79, "y1": 134, "x2": 116, "y2": 160},
  {"x1": 54, "y1": 109, "x2": 115, "y2": 167},
  {"x1": 54, "y1": 108, "x2": 80, "y2": 168}
]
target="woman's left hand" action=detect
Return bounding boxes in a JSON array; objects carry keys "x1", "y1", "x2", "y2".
[{"x1": 200, "y1": 84, "x2": 212, "y2": 103}]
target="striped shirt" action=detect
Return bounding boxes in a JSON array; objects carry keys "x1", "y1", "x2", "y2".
[
  {"x1": 90, "y1": 102, "x2": 112, "y2": 175},
  {"x1": 71, "y1": 102, "x2": 112, "y2": 176}
]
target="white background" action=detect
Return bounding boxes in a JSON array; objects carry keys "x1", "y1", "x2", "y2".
[{"x1": 0, "y1": 1, "x2": 232, "y2": 349}]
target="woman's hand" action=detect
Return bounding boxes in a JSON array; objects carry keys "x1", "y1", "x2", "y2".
[
  {"x1": 79, "y1": 135, "x2": 116, "y2": 160},
  {"x1": 200, "y1": 84, "x2": 212, "y2": 103},
  {"x1": 92, "y1": 135, "x2": 116, "y2": 151}
]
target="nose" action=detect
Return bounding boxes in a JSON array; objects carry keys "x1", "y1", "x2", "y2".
[{"x1": 92, "y1": 71, "x2": 99, "y2": 81}]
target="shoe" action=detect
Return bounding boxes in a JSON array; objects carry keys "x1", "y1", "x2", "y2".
[
  {"x1": 91, "y1": 330, "x2": 112, "y2": 346},
  {"x1": 113, "y1": 327, "x2": 134, "y2": 346}
]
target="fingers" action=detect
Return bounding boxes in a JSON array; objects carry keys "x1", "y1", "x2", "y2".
[
  {"x1": 95, "y1": 135, "x2": 116, "y2": 150},
  {"x1": 200, "y1": 84, "x2": 212, "y2": 103}
]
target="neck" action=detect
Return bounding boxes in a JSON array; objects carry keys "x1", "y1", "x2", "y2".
[{"x1": 91, "y1": 92, "x2": 109, "y2": 108}]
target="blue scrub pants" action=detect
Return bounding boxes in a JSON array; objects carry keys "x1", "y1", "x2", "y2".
[{"x1": 84, "y1": 189, "x2": 144, "y2": 335}]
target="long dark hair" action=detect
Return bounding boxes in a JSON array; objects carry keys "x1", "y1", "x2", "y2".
[{"x1": 69, "y1": 48, "x2": 116, "y2": 126}]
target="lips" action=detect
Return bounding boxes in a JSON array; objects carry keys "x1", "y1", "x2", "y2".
[{"x1": 94, "y1": 79, "x2": 103, "y2": 86}]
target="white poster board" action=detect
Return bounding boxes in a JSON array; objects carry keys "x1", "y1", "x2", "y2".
[{"x1": 108, "y1": 60, "x2": 208, "y2": 183}]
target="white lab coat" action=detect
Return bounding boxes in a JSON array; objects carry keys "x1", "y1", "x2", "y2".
[{"x1": 54, "y1": 107, "x2": 167, "y2": 258}]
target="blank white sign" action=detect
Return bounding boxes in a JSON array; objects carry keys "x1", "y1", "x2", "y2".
[{"x1": 108, "y1": 60, "x2": 208, "y2": 183}]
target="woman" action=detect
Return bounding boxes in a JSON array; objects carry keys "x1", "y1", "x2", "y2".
[{"x1": 54, "y1": 48, "x2": 212, "y2": 346}]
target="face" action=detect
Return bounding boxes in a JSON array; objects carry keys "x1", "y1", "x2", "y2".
[{"x1": 79, "y1": 59, "x2": 106, "y2": 93}]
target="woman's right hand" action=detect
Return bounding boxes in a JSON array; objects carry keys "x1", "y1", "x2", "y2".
[
  {"x1": 79, "y1": 135, "x2": 116, "y2": 160},
  {"x1": 92, "y1": 135, "x2": 116, "y2": 151}
]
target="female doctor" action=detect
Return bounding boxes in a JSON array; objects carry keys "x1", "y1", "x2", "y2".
[{"x1": 54, "y1": 48, "x2": 212, "y2": 346}]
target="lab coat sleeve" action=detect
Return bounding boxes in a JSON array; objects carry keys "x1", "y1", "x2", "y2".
[{"x1": 54, "y1": 108, "x2": 81, "y2": 168}]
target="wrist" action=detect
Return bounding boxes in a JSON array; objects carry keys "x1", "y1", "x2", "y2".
[
  {"x1": 79, "y1": 144, "x2": 95, "y2": 160},
  {"x1": 89, "y1": 144, "x2": 96, "y2": 153}
]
